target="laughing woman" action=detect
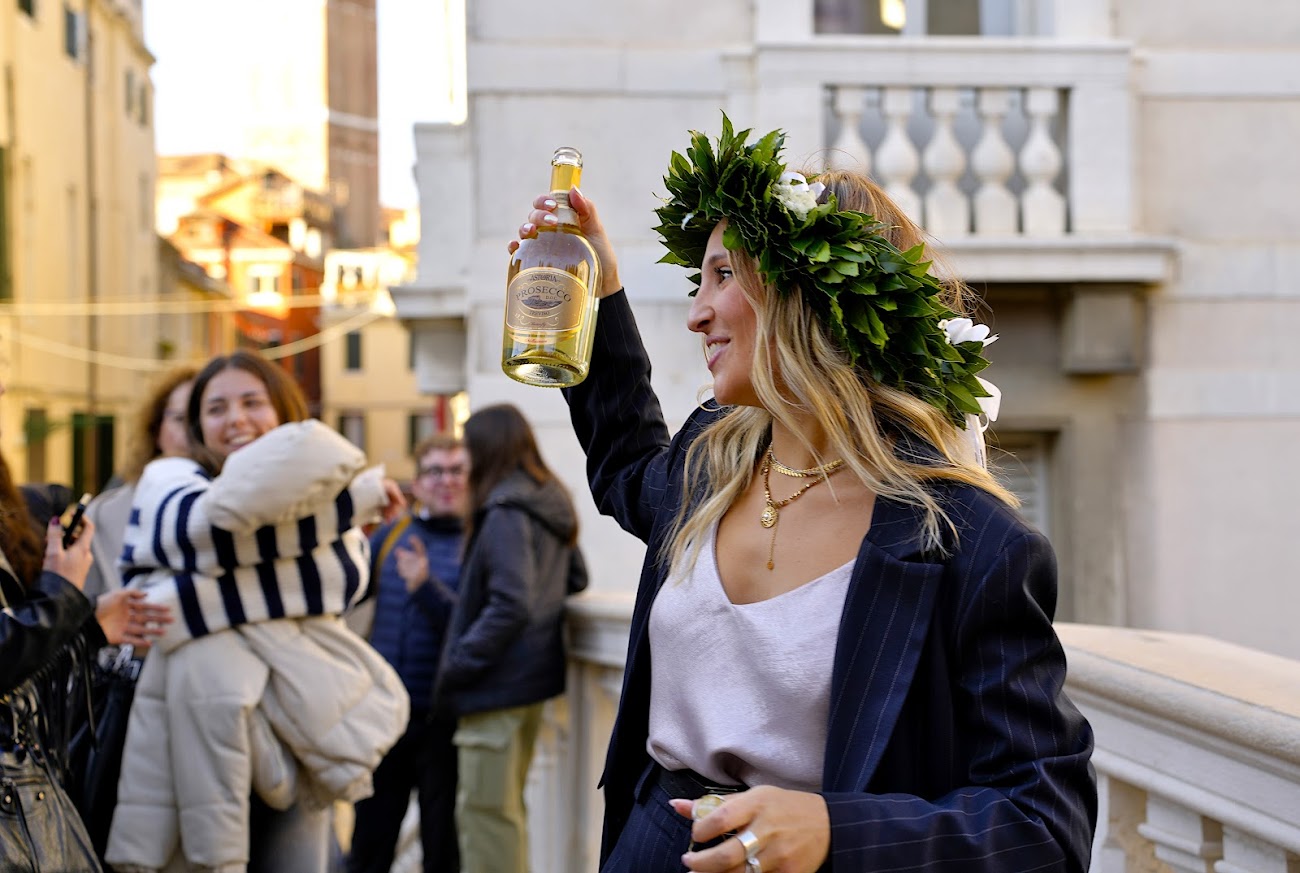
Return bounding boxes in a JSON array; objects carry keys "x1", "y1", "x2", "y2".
[{"x1": 512, "y1": 119, "x2": 1096, "y2": 873}]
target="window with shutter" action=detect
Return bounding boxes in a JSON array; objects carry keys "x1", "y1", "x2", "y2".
[{"x1": 988, "y1": 432, "x2": 1052, "y2": 539}]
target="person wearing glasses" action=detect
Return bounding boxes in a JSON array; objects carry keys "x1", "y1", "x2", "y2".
[{"x1": 347, "y1": 434, "x2": 469, "y2": 873}]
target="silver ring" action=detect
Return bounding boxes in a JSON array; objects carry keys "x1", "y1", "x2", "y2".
[
  {"x1": 736, "y1": 828, "x2": 760, "y2": 861},
  {"x1": 746, "y1": 856, "x2": 762, "y2": 873}
]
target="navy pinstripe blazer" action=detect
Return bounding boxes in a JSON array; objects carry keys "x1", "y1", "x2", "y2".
[{"x1": 564, "y1": 292, "x2": 1097, "y2": 873}]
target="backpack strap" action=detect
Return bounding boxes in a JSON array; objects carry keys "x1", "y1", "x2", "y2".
[{"x1": 374, "y1": 514, "x2": 414, "y2": 574}]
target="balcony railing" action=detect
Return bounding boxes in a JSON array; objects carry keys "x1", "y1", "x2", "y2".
[
  {"x1": 737, "y1": 38, "x2": 1138, "y2": 242},
  {"x1": 824, "y1": 83, "x2": 1069, "y2": 238}
]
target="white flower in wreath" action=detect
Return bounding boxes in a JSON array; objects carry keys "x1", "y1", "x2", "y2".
[
  {"x1": 772, "y1": 171, "x2": 826, "y2": 221},
  {"x1": 938, "y1": 317, "x2": 998, "y2": 347}
]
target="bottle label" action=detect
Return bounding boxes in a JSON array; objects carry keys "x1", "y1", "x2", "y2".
[{"x1": 506, "y1": 268, "x2": 587, "y2": 333}]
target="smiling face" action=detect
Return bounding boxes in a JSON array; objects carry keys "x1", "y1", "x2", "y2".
[
  {"x1": 198, "y1": 367, "x2": 281, "y2": 461},
  {"x1": 412, "y1": 446, "x2": 469, "y2": 518},
  {"x1": 687, "y1": 221, "x2": 762, "y2": 408}
]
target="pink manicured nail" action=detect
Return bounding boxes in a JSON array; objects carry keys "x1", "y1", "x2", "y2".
[{"x1": 542, "y1": 214, "x2": 558, "y2": 225}]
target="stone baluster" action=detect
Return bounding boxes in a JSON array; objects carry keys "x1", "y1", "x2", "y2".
[
  {"x1": 1092, "y1": 774, "x2": 1156, "y2": 873},
  {"x1": 828, "y1": 86, "x2": 871, "y2": 173},
  {"x1": 1019, "y1": 87, "x2": 1067, "y2": 236},
  {"x1": 1216, "y1": 827, "x2": 1300, "y2": 873},
  {"x1": 921, "y1": 87, "x2": 969, "y2": 237},
  {"x1": 971, "y1": 87, "x2": 1018, "y2": 235},
  {"x1": 875, "y1": 86, "x2": 922, "y2": 222},
  {"x1": 1137, "y1": 795, "x2": 1224, "y2": 873},
  {"x1": 525, "y1": 698, "x2": 570, "y2": 873}
]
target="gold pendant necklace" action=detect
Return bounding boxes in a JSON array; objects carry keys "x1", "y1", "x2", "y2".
[{"x1": 760, "y1": 448, "x2": 845, "y2": 570}]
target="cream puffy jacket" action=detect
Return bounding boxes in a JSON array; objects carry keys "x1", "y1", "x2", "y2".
[{"x1": 105, "y1": 421, "x2": 410, "y2": 873}]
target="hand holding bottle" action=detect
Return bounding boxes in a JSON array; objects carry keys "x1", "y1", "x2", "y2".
[
  {"x1": 503, "y1": 148, "x2": 607, "y2": 387},
  {"x1": 509, "y1": 187, "x2": 622, "y2": 299}
]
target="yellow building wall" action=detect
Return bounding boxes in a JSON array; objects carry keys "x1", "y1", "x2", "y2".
[
  {"x1": 92, "y1": 0, "x2": 163, "y2": 409},
  {"x1": 0, "y1": 0, "x2": 162, "y2": 491},
  {"x1": 321, "y1": 312, "x2": 428, "y2": 482}
]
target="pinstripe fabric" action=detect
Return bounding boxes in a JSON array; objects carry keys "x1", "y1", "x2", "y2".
[
  {"x1": 565, "y1": 291, "x2": 1096, "y2": 873},
  {"x1": 599, "y1": 783, "x2": 697, "y2": 873}
]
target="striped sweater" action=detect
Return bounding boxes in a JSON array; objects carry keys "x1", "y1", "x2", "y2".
[{"x1": 121, "y1": 420, "x2": 389, "y2": 653}]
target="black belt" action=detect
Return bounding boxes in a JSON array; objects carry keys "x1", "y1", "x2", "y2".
[{"x1": 649, "y1": 762, "x2": 745, "y2": 801}]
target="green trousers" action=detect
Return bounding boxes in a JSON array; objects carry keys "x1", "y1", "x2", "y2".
[{"x1": 454, "y1": 702, "x2": 545, "y2": 873}]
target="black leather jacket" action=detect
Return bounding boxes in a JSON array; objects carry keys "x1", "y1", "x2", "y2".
[{"x1": 0, "y1": 563, "x2": 99, "y2": 749}]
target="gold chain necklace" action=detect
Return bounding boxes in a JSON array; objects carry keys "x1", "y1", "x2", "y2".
[
  {"x1": 759, "y1": 448, "x2": 845, "y2": 571},
  {"x1": 768, "y1": 453, "x2": 845, "y2": 478}
]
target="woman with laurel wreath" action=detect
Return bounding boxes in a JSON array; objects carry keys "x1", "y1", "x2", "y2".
[{"x1": 510, "y1": 118, "x2": 1096, "y2": 873}]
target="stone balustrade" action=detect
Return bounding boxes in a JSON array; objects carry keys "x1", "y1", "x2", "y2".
[
  {"x1": 824, "y1": 82, "x2": 1068, "y2": 238},
  {"x1": 736, "y1": 38, "x2": 1137, "y2": 241},
  {"x1": 1060, "y1": 624, "x2": 1300, "y2": 873}
]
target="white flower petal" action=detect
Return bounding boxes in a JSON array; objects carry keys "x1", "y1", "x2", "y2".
[{"x1": 975, "y1": 377, "x2": 1001, "y2": 424}]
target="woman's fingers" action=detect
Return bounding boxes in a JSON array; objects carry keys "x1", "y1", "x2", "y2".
[
  {"x1": 43, "y1": 515, "x2": 94, "y2": 589},
  {"x1": 508, "y1": 188, "x2": 622, "y2": 296},
  {"x1": 507, "y1": 195, "x2": 563, "y2": 250},
  {"x1": 680, "y1": 787, "x2": 831, "y2": 873}
]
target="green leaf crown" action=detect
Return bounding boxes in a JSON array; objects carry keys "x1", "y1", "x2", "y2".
[{"x1": 653, "y1": 115, "x2": 992, "y2": 427}]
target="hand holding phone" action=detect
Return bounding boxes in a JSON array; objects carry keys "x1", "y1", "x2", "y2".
[{"x1": 61, "y1": 492, "x2": 92, "y2": 549}]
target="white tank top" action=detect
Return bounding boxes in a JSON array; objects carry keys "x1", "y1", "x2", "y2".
[{"x1": 645, "y1": 524, "x2": 854, "y2": 791}]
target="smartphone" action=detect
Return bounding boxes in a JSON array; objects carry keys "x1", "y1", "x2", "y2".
[{"x1": 61, "y1": 492, "x2": 93, "y2": 549}]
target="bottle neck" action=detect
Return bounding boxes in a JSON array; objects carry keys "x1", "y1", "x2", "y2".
[
  {"x1": 548, "y1": 158, "x2": 582, "y2": 229},
  {"x1": 550, "y1": 190, "x2": 579, "y2": 228}
]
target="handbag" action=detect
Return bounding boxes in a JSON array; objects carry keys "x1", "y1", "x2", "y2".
[
  {"x1": 1, "y1": 687, "x2": 102, "y2": 873},
  {"x1": 66, "y1": 646, "x2": 140, "y2": 861},
  {"x1": 0, "y1": 749, "x2": 101, "y2": 873},
  {"x1": 0, "y1": 562, "x2": 101, "y2": 871}
]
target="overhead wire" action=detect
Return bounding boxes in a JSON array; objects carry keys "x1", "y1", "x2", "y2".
[
  {"x1": 0, "y1": 290, "x2": 388, "y2": 316},
  {"x1": 3, "y1": 307, "x2": 386, "y2": 371}
]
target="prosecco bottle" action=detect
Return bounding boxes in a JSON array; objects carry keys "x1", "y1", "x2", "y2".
[{"x1": 501, "y1": 146, "x2": 601, "y2": 387}]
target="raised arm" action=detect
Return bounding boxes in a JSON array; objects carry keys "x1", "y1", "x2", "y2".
[{"x1": 505, "y1": 188, "x2": 677, "y2": 541}]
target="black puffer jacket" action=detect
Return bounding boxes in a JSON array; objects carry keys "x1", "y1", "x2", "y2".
[{"x1": 436, "y1": 472, "x2": 588, "y2": 716}]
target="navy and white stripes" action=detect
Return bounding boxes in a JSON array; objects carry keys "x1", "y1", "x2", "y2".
[{"x1": 121, "y1": 452, "x2": 383, "y2": 653}]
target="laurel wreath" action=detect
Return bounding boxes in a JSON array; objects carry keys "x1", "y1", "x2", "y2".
[{"x1": 653, "y1": 115, "x2": 992, "y2": 426}]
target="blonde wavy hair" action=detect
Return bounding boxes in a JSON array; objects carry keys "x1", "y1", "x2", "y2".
[{"x1": 663, "y1": 169, "x2": 1017, "y2": 578}]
